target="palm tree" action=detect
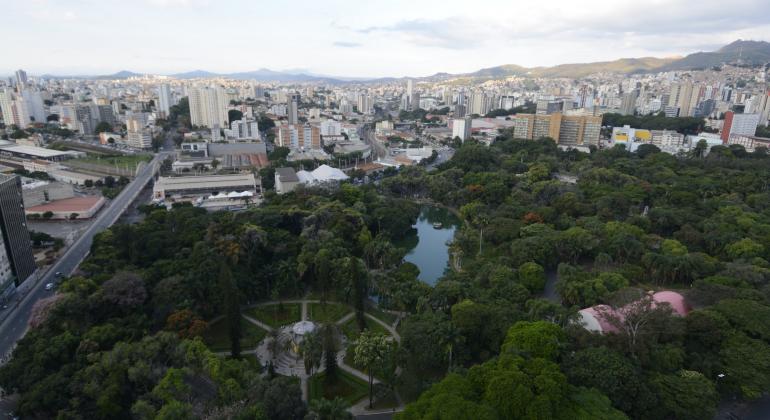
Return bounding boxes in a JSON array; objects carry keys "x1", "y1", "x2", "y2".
[{"x1": 307, "y1": 397, "x2": 352, "y2": 420}]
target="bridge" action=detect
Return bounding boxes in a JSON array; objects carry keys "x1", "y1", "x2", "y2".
[{"x1": 0, "y1": 151, "x2": 169, "y2": 365}]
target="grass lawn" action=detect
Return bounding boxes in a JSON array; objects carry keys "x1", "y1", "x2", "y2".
[
  {"x1": 245, "y1": 303, "x2": 302, "y2": 329},
  {"x1": 78, "y1": 153, "x2": 153, "y2": 167},
  {"x1": 309, "y1": 369, "x2": 369, "y2": 406},
  {"x1": 366, "y1": 306, "x2": 399, "y2": 326},
  {"x1": 308, "y1": 302, "x2": 352, "y2": 324},
  {"x1": 341, "y1": 316, "x2": 389, "y2": 341},
  {"x1": 202, "y1": 317, "x2": 267, "y2": 353}
]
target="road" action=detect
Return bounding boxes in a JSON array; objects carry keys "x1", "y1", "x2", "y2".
[
  {"x1": 360, "y1": 125, "x2": 387, "y2": 160},
  {"x1": 0, "y1": 151, "x2": 167, "y2": 361}
]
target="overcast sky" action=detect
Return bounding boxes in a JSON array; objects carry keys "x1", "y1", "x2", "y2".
[{"x1": 3, "y1": 0, "x2": 770, "y2": 78}]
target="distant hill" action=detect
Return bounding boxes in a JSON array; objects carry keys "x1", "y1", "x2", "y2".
[
  {"x1": 659, "y1": 40, "x2": 770, "y2": 71},
  {"x1": 455, "y1": 40, "x2": 770, "y2": 79},
  {"x1": 29, "y1": 40, "x2": 770, "y2": 82},
  {"x1": 170, "y1": 69, "x2": 219, "y2": 79}
]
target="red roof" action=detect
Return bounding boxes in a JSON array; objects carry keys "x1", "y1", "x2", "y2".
[{"x1": 27, "y1": 196, "x2": 104, "y2": 213}]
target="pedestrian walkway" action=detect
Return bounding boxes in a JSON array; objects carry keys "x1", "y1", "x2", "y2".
[{"x1": 230, "y1": 298, "x2": 404, "y2": 412}]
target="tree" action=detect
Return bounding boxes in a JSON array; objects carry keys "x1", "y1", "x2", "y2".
[
  {"x1": 353, "y1": 331, "x2": 391, "y2": 408},
  {"x1": 597, "y1": 290, "x2": 674, "y2": 357},
  {"x1": 518, "y1": 262, "x2": 546, "y2": 293},
  {"x1": 501, "y1": 321, "x2": 565, "y2": 360},
  {"x1": 94, "y1": 121, "x2": 112, "y2": 134},
  {"x1": 42, "y1": 211, "x2": 54, "y2": 220},
  {"x1": 306, "y1": 397, "x2": 352, "y2": 420},
  {"x1": 321, "y1": 324, "x2": 338, "y2": 381},
  {"x1": 563, "y1": 346, "x2": 652, "y2": 416},
  {"x1": 69, "y1": 213, "x2": 79, "y2": 220},
  {"x1": 102, "y1": 272, "x2": 147, "y2": 308},
  {"x1": 219, "y1": 262, "x2": 241, "y2": 357},
  {"x1": 228, "y1": 109, "x2": 243, "y2": 124},
  {"x1": 300, "y1": 331, "x2": 323, "y2": 377},
  {"x1": 649, "y1": 371, "x2": 718, "y2": 420}
]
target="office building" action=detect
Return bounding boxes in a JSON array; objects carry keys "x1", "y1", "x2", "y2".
[
  {"x1": 721, "y1": 111, "x2": 760, "y2": 142},
  {"x1": 158, "y1": 84, "x2": 172, "y2": 118},
  {"x1": 511, "y1": 113, "x2": 602, "y2": 146},
  {"x1": 0, "y1": 175, "x2": 36, "y2": 299}
]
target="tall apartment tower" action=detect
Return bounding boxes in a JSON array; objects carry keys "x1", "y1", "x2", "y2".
[
  {"x1": 14, "y1": 69, "x2": 28, "y2": 88},
  {"x1": 0, "y1": 175, "x2": 36, "y2": 300},
  {"x1": 188, "y1": 86, "x2": 228, "y2": 129},
  {"x1": 287, "y1": 94, "x2": 300, "y2": 125},
  {"x1": 158, "y1": 84, "x2": 172, "y2": 118}
]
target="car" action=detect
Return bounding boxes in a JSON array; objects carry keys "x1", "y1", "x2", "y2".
[
  {"x1": 55, "y1": 271, "x2": 63, "y2": 277},
  {"x1": 44, "y1": 283, "x2": 55, "y2": 291}
]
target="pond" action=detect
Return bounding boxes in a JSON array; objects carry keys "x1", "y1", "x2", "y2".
[{"x1": 397, "y1": 205, "x2": 461, "y2": 285}]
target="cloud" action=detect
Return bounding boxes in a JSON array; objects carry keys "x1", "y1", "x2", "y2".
[
  {"x1": 351, "y1": 0, "x2": 770, "y2": 53},
  {"x1": 333, "y1": 41, "x2": 362, "y2": 48}
]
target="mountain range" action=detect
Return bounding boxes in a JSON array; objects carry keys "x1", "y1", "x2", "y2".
[{"x1": 35, "y1": 40, "x2": 770, "y2": 83}]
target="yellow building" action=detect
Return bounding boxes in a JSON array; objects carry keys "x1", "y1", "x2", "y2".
[{"x1": 511, "y1": 113, "x2": 602, "y2": 146}]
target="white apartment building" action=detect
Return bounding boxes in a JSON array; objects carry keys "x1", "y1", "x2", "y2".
[
  {"x1": 189, "y1": 86, "x2": 228, "y2": 128},
  {"x1": 158, "y1": 84, "x2": 172, "y2": 118}
]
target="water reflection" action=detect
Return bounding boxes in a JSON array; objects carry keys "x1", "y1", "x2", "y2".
[{"x1": 396, "y1": 206, "x2": 460, "y2": 285}]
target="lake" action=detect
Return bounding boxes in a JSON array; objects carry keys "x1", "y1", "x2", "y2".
[{"x1": 398, "y1": 205, "x2": 461, "y2": 285}]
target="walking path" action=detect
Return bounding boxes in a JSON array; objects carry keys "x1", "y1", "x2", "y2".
[{"x1": 219, "y1": 298, "x2": 405, "y2": 414}]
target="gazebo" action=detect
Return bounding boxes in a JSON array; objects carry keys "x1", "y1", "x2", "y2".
[{"x1": 290, "y1": 320, "x2": 317, "y2": 353}]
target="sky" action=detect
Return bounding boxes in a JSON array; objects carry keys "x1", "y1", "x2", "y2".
[{"x1": 2, "y1": 0, "x2": 770, "y2": 78}]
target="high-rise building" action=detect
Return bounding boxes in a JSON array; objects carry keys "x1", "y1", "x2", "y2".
[
  {"x1": 721, "y1": 111, "x2": 760, "y2": 142},
  {"x1": 21, "y1": 89, "x2": 45, "y2": 122},
  {"x1": 452, "y1": 117, "x2": 472, "y2": 142},
  {"x1": 229, "y1": 119, "x2": 260, "y2": 139},
  {"x1": 14, "y1": 69, "x2": 28, "y2": 88},
  {"x1": 668, "y1": 81, "x2": 696, "y2": 117},
  {"x1": 357, "y1": 93, "x2": 373, "y2": 114},
  {"x1": 409, "y1": 92, "x2": 421, "y2": 111},
  {"x1": 288, "y1": 94, "x2": 300, "y2": 125},
  {"x1": 158, "y1": 84, "x2": 172, "y2": 118},
  {"x1": 619, "y1": 91, "x2": 638, "y2": 116},
  {"x1": 75, "y1": 105, "x2": 96, "y2": 134},
  {"x1": 0, "y1": 174, "x2": 36, "y2": 300},
  {"x1": 275, "y1": 123, "x2": 320, "y2": 150},
  {"x1": 406, "y1": 79, "x2": 414, "y2": 108},
  {"x1": 126, "y1": 113, "x2": 152, "y2": 149},
  {"x1": 510, "y1": 113, "x2": 601, "y2": 146},
  {"x1": 189, "y1": 86, "x2": 228, "y2": 128}
]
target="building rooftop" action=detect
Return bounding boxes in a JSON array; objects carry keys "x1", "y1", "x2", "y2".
[
  {"x1": 276, "y1": 167, "x2": 299, "y2": 182},
  {"x1": 0, "y1": 144, "x2": 78, "y2": 159},
  {"x1": 155, "y1": 173, "x2": 258, "y2": 191},
  {"x1": 26, "y1": 196, "x2": 104, "y2": 213}
]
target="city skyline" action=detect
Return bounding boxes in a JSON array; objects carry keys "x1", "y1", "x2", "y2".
[{"x1": 3, "y1": 0, "x2": 770, "y2": 78}]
